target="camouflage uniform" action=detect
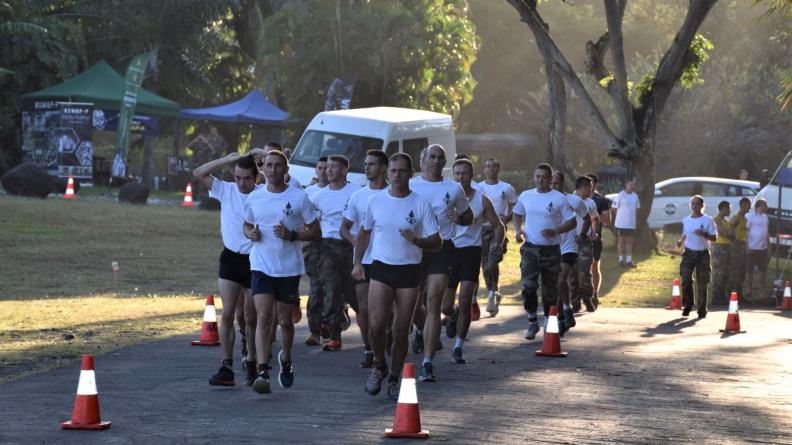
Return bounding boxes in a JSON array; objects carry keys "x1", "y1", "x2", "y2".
[
  {"x1": 481, "y1": 224, "x2": 507, "y2": 292},
  {"x1": 319, "y1": 239, "x2": 358, "y2": 341},
  {"x1": 710, "y1": 243, "x2": 731, "y2": 304},
  {"x1": 569, "y1": 237, "x2": 595, "y2": 307},
  {"x1": 303, "y1": 240, "x2": 324, "y2": 336},
  {"x1": 680, "y1": 249, "x2": 711, "y2": 313},
  {"x1": 729, "y1": 240, "x2": 747, "y2": 297},
  {"x1": 519, "y1": 243, "x2": 561, "y2": 316}
]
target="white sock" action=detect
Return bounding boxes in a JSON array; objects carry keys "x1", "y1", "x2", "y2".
[
  {"x1": 454, "y1": 337, "x2": 464, "y2": 349},
  {"x1": 626, "y1": 255, "x2": 632, "y2": 262},
  {"x1": 563, "y1": 304, "x2": 570, "y2": 311},
  {"x1": 422, "y1": 357, "x2": 432, "y2": 366},
  {"x1": 528, "y1": 312, "x2": 537, "y2": 322},
  {"x1": 619, "y1": 255, "x2": 625, "y2": 262},
  {"x1": 488, "y1": 290, "x2": 495, "y2": 298}
]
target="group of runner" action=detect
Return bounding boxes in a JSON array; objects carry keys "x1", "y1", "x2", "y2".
[{"x1": 194, "y1": 143, "x2": 612, "y2": 400}]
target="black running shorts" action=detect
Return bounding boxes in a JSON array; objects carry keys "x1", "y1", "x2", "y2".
[
  {"x1": 448, "y1": 246, "x2": 482, "y2": 290},
  {"x1": 370, "y1": 261, "x2": 422, "y2": 290},
  {"x1": 561, "y1": 252, "x2": 579, "y2": 266},
  {"x1": 218, "y1": 248, "x2": 252, "y2": 288},
  {"x1": 251, "y1": 271, "x2": 300, "y2": 305},
  {"x1": 421, "y1": 239, "x2": 455, "y2": 276},
  {"x1": 592, "y1": 239, "x2": 603, "y2": 261}
]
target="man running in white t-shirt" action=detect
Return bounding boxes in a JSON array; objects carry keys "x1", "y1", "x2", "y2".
[
  {"x1": 513, "y1": 163, "x2": 576, "y2": 339},
  {"x1": 353, "y1": 153, "x2": 441, "y2": 400},
  {"x1": 243, "y1": 150, "x2": 320, "y2": 395},
  {"x1": 340, "y1": 149, "x2": 389, "y2": 368},
  {"x1": 676, "y1": 195, "x2": 717, "y2": 318},
  {"x1": 303, "y1": 157, "x2": 328, "y2": 346},
  {"x1": 409, "y1": 144, "x2": 473, "y2": 383},
  {"x1": 477, "y1": 158, "x2": 517, "y2": 317},
  {"x1": 313, "y1": 155, "x2": 361, "y2": 352},
  {"x1": 443, "y1": 158, "x2": 504, "y2": 364},
  {"x1": 194, "y1": 152, "x2": 261, "y2": 387},
  {"x1": 612, "y1": 178, "x2": 640, "y2": 268}
]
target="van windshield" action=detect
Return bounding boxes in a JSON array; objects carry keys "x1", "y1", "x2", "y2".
[
  {"x1": 291, "y1": 130, "x2": 383, "y2": 173},
  {"x1": 770, "y1": 151, "x2": 792, "y2": 187}
]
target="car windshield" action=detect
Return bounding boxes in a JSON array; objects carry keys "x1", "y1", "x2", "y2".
[
  {"x1": 771, "y1": 151, "x2": 792, "y2": 187},
  {"x1": 290, "y1": 130, "x2": 383, "y2": 173}
]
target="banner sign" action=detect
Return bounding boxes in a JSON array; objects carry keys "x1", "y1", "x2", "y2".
[
  {"x1": 56, "y1": 102, "x2": 94, "y2": 178},
  {"x1": 92, "y1": 109, "x2": 159, "y2": 136},
  {"x1": 114, "y1": 52, "x2": 151, "y2": 177},
  {"x1": 21, "y1": 100, "x2": 60, "y2": 175}
]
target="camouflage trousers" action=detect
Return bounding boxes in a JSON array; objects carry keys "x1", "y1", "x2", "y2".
[
  {"x1": 680, "y1": 248, "x2": 711, "y2": 312},
  {"x1": 729, "y1": 240, "x2": 747, "y2": 297},
  {"x1": 303, "y1": 240, "x2": 324, "y2": 336},
  {"x1": 520, "y1": 242, "x2": 561, "y2": 316},
  {"x1": 319, "y1": 238, "x2": 358, "y2": 341},
  {"x1": 481, "y1": 225, "x2": 507, "y2": 292},
  {"x1": 710, "y1": 243, "x2": 732, "y2": 304},
  {"x1": 569, "y1": 238, "x2": 595, "y2": 307}
]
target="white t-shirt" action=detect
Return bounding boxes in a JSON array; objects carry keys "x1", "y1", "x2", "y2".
[
  {"x1": 244, "y1": 186, "x2": 317, "y2": 277},
  {"x1": 613, "y1": 191, "x2": 640, "y2": 229},
  {"x1": 363, "y1": 190, "x2": 439, "y2": 265},
  {"x1": 209, "y1": 179, "x2": 263, "y2": 254},
  {"x1": 682, "y1": 214, "x2": 717, "y2": 251},
  {"x1": 313, "y1": 182, "x2": 360, "y2": 240},
  {"x1": 304, "y1": 183, "x2": 327, "y2": 205},
  {"x1": 578, "y1": 197, "x2": 598, "y2": 237},
  {"x1": 477, "y1": 180, "x2": 518, "y2": 219},
  {"x1": 453, "y1": 188, "x2": 485, "y2": 248},
  {"x1": 409, "y1": 176, "x2": 470, "y2": 241},
  {"x1": 513, "y1": 188, "x2": 576, "y2": 246},
  {"x1": 343, "y1": 185, "x2": 386, "y2": 264},
  {"x1": 560, "y1": 193, "x2": 591, "y2": 254},
  {"x1": 746, "y1": 211, "x2": 769, "y2": 250}
]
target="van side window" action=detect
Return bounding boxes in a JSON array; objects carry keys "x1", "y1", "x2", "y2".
[
  {"x1": 386, "y1": 141, "x2": 399, "y2": 156},
  {"x1": 740, "y1": 186, "x2": 756, "y2": 196},
  {"x1": 403, "y1": 138, "x2": 429, "y2": 172}
]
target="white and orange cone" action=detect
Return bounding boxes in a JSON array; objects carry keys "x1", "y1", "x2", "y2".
[
  {"x1": 64, "y1": 176, "x2": 76, "y2": 200},
  {"x1": 182, "y1": 182, "x2": 194, "y2": 207},
  {"x1": 536, "y1": 305, "x2": 567, "y2": 357},
  {"x1": 666, "y1": 278, "x2": 682, "y2": 310},
  {"x1": 778, "y1": 281, "x2": 792, "y2": 310},
  {"x1": 720, "y1": 292, "x2": 746, "y2": 334},
  {"x1": 384, "y1": 363, "x2": 429, "y2": 438},
  {"x1": 60, "y1": 355, "x2": 111, "y2": 430},
  {"x1": 191, "y1": 295, "x2": 220, "y2": 346},
  {"x1": 111, "y1": 261, "x2": 119, "y2": 283}
]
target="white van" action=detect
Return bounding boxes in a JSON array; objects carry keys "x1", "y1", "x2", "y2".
[
  {"x1": 754, "y1": 150, "x2": 792, "y2": 245},
  {"x1": 288, "y1": 107, "x2": 456, "y2": 185}
]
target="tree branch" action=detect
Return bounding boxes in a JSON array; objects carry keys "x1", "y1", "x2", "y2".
[{"x1": 604, "y1": 0, "x2": 637, "y2": 145}]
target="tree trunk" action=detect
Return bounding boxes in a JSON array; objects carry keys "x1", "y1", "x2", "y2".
[
  {"x1": 141, "y1": 134, "x2": 155, "y2": 190},
  {"x1": 631, "y1": 145, "x2": 659, "y2": 253}
]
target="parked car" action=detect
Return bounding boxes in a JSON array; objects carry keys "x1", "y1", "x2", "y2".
[
  {"x1": 607, "y1": 177, "x2": 760, "y2": 230},
  {"x1": 754, "y1": 150, "x2": 792, "y2": 246}
]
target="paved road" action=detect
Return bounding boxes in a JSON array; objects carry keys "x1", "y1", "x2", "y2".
[{"x1": 1, "y1": 306, "x2": 791, "y2": 444}]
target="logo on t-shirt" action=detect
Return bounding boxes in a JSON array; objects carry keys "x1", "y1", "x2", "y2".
[
  {"x1": 443, "y1": 192, "x2": 451, "y2": 206},
  {"x1": 547, "y1": 202, "x2": 554, "y2": 213},
  {"x1": 406, "y1": 210, "x2": 416, "y2": 225},
  {"x1": 343, "y1": 199, "x2": 349, "y2": 211},
  {"x1": 282, "y1": 202, "x2": 294, "y2": 217},
  {"x1": 501, "y1": 190, "x2": 506, "y2": 199}
]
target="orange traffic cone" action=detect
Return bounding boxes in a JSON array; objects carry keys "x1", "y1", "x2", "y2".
[
  {"x1": 192, "y1": 295, "x2": 220, "y2": 346},
  {"x1": 182, "y1": 182, "x2": 194, "y2": 207},
  {"x1": 64, "y1": 176, "x2": 76, "y2": 200},
  {"x1": 60, "y1": 355, "x2": 111, "y2": 430},
  {"x1": 666, "y1": 278, "x2": 682, "y2": 310},
  {"x1": 720, "y1": 292, "x2": 746, "y2": 334},
  {"x1": 778, "y1": 281, "x2": 792, "y2": 310},
  {"x1": 384, "y1": 363, "x2": 429, "y2": 438},
  {"x1": 471, "y1": 298, "x2": 481, "y2": 321},
  {"x1": 536, "y1": 305, "x2": 567, "y2": 357}
]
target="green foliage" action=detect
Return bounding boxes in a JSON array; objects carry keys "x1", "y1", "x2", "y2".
[
  {"x1": 259, "y1": 0, "x2": 479, "y2": 135},
  {"x1": 679, "y1": 33, "x2": 714, "y2": 88}
]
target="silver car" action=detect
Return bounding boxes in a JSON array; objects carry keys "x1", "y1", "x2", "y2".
[{"x1": 607, "y1": 177, "x2": 760, "y2": 230}]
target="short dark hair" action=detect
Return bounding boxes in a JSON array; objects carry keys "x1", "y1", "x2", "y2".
[
  {"x1": 586, "y1": 172, "x2": 598, "y2": 184},
  {"x1": 575, "y1": 175, "x2": 592, "y2": 190},
  {"x1": 452, "y1": 158, "x2": 474, "y2": 173},
  {"x1": 624, "y1": 177, "x2": 635, "y2": 185},
  {"x1": 390, "y1": 153, "x2": 413, "y2": 172},
  {"x1": 718, "y1": 200, "x2": 730, "y2": 210},
  {"x1": 264, "y1": 150, "x2": 288, "y2": 165},
  {"x1": 739, "y1": 197, "x2": 751, "y2": 206},
  {"x1": 265, "y1": 141, "x2": 282, "y2": 150},
  {"x1": 328, "y1": 154, "x2": 349, "y2": 168},
  {"x1": 317, "y1": 156, "x2": 328, "y2": 163},
  {"x1": 236, "y1": 155, "x2": 259, "y2": 175},
  {"x1": 553, "y1": 170, "x2": 565, "y2": 183},
  {"x1": 535, "y1": 163, "x2": 553, "y2": 175},
  {"x1": 366, "y1": 149, "x2": 389, "y2": 166}
]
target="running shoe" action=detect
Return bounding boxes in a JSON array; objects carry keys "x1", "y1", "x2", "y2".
[
  {"x1": 386, "y1": 376, "x2": 400, "y2": 401},
  {"x1": 524, "y1": 321, "x2": 540, "y2": 340},
  {"x1": 208, "y1": 365, "x2": 235, "y2": 387},
  {"x1": 417, "y1": 362, "x2": 436, "y2": 383},
  {"x1": 572, "y1": 300, "x2": 582, "y2": 313},
  {"x1": 682, "y1": 306, "x2": 692, "y2": 317},
  {"x1": 451, "y1": 347, "x2": 466, "y2": 364},
  {"x1": 359, "y1": 351, "x2": 374, "y2": 368},
  {"x1": 565, "y1": 309, "x2": 576, "y2": 328},
  {"x1": 341, "y1": 306, "x2": 351, "y2": 331},
  {"x1": 486, "y1": 294, "x2": 497, "y2": 315},
  {"x1": 243, "y1": 360, "x2": 257, "y2": 386},
  {"x1": 252, "y1": 368, "x2": 271, "y2": 394},
  {"x1": 320, "y1": 323, "x2": 329, "y2": 339},
  {"x1": 471, "y1": 300, "x2": 481, "y2": 321},
  {"x1": 366, "y1": 365, "x2": 388, "y2": 396},
  {"x1": 305, "y1": 333, "x2": 321, "y2": 346},
  {"x1": 697, "y1": 310, "x2": 707, "y2": 319},
  {"x1": 291, "y1": 304, "x2": 302, "y2": 324},
  {"x1": 583, "y1": 297, "x2": 596, "y2": 313},
  {"x1": 591, "y1": 295, "x2": 600, "y2": 310},
  {"x1": 412, "y1": 330, "x2": 424, "y2": 354},
  {"x1": 323, "y1": 339, "x2": 342, "y2": 351},
  {"x1": 558, "y1": 316, "x2": 568, "y2": 337},
  {"x1": 277, "y1": 350, "x2": 294, "y2": 388},
  {"x1": 445, "y1": 308, "x2": 458, "y2": 339}
]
